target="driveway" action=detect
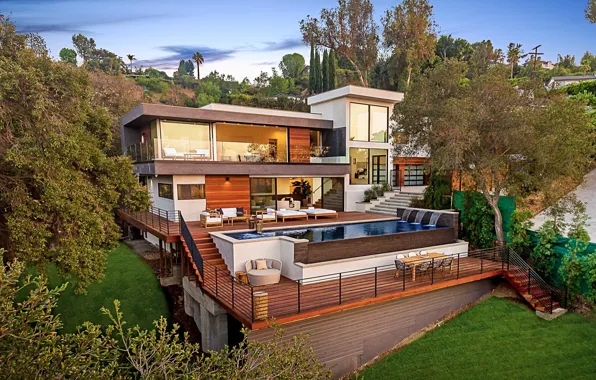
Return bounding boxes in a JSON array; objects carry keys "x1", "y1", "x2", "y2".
[{"x1": 531, "y1": 168, "x2": 596, "y2": 242}]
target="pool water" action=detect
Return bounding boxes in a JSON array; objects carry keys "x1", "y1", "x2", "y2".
[{"x1": 224, "y1": 220, "x2": 445, "y2": 242}]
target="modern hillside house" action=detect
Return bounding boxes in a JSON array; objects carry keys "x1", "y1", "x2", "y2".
[
  {"x1": 121, "y1": 85, "x2": 433, "y2": 222},
  {"x1": 119, "y1": 86, "x2": 564, "y2": 378}
]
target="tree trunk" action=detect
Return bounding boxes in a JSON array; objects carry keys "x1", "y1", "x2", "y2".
[
  {"x1": 345, "y1": 56, "x2": 367, "y2": 87},
  {"x1": 481, "y1": 189, "x2": 505, "y2": 248},
  {"x1": 510, "y1": 62, "x2": 514, "y2": 79},
  {"x1": 406, "y1": 66, "x2": 413, "y2": 88}
]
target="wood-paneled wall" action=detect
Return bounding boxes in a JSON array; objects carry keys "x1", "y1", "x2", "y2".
[
  {"x1": 205, "y1": 175, "x2": 250, "y2": 211},
  {"x1": 289, "y1": 127, "x2": 310, "y2": 163}
]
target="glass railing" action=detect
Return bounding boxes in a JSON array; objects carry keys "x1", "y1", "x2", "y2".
[{"x1": 126, "y1": 141, "x2": 155, "y2": 161}]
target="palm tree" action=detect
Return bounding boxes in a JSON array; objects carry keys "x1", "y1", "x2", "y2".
[
  {"x1": 192, "y1": 52, "x2": 204, "y2": 80},
  {"x1": 126, "y1": 54, "x2": 136, "y2": 74}
]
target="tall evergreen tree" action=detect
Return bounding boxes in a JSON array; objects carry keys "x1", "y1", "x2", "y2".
[
  {"x1": 329, "y1": 50, "x2": 337, "y2": 90},
  {"x1": 322, "y1": 49, "x2": 329, "y2": 91},
  {"x1": 314, "y1": 49, "x2": 322, "y2": 93},
  {"x1": 308, "y1": 44, "x2": 316, "y2": 94}
]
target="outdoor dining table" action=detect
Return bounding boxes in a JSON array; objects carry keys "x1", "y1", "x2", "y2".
[{"x1": 401, "y1": 252, "x2": 448, "y2": 281}]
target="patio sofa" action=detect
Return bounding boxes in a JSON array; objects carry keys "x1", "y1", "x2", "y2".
[
  {"x1": 245, "y1": 258, "x2": 282, "y2": 286},
  {"x1": 218, "y1": 207, "x2": 248, "y2": 225}
]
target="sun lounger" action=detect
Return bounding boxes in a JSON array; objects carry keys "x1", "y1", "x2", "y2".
[
  {"x1": 276, "y1": 209, "x2": 308, "y2": 222},
  {"x1": 304, "y1": 207, "x2": 338, "y2": 220}
]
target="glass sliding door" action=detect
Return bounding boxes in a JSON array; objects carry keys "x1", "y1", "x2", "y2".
[
  {"x1": 370, "y1": 149, "x2": 387, "y2": 184},
  {"x1": 250, "y1": 178, "x2": 277, "y2": 214},
  {"x1": 216, "y1": 124, "x2": 288, "y2": 162}
]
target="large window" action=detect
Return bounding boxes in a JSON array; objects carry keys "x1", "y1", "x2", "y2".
[
  {"x1": 349, "y1": 103, "x2": 389, "y2": 143},
  {"x1": 350, "y1": 148, "x2": 388, "y2": 185},
  {"x1": 177, "y1": 184, "x2": 205, "y2": 200},
  {"x1": 216, "y1": 124, "x2": 288, "y2": 162},
  {"x1": 250, "y1": 178, "x2": 277, "y2": 213},
  {"x1": 158, "y1": 183, "x2": 173, "y2": 199},
  {"x1": 160, "y1": 120, "x2": 210, "y2": 158}
]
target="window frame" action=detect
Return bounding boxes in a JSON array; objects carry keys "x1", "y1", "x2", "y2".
[
  {"x1": 158, "y1": 183, "x2": 173, "y2": 199},
  {"x1": 177, "y1": 184, "x2": 206, "y2": 200},
  {"x1": 349, "y1": 148, "x2": 388, "y2": 185},
  {"x1": 349, "y1": 102, "x2": 389, "y2": 143}
]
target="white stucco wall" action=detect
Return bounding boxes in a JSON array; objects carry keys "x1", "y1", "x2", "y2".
[
  {"x1": 173, "y1": 175, "x2": 206, "y2": 222},
  {"x1": 148, "y1": 175, "x2": 174, "y2": 211}
]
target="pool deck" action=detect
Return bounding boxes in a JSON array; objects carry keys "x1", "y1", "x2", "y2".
[{"x1": 186, "y1": 211, "x2": 397, "y2": 235}]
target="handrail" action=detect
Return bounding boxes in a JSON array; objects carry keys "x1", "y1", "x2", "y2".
[
  {"x1": 310, "y1": 178, "x2": 333, "y2": 197},
  {"x1": 120, "y1": 206, "x2": 180, "y2": 236},
  {"x1": 505, "y1": 247, "x2": 565, "y2": 313},
  {"x1": 180, "y1": 215, "x2": 204, "y2": 280},
  {"x1": 196, "y1": 247, "x2": 505, "y2": 324}
]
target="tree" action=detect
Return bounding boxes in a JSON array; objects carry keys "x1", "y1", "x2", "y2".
[
  {"x1": 280, "y1": 52, "x2": 306, "y2": 79},
  {"x1": 506, "y1": 42, "x2": 523, "y2": 79},
  {"x1": 469, "y1": 40, "x2": 498, "y2": 77},
  {"x1": 322, "y1": 49, "x2": 329, "y2": 91},
  {"x1": 394, "y1": 61, "x2": 594, "y2": 247},
  {"x1": 382, "y1": 0, "x2": 437, "y2": 88},
  {"x1": 580, "y1": 51, "x2": 596, "y2": 72},
  {"x1": 329, "y1": 50, "x2": 337, "y2": 89},
  {"x1": 59, "y1": 47, "x2": 77, "y2": 64},
  {"x1": 300, "y1": 0, "x2": 379, "y2": 87},
  {"x1": 126, "y1": 53, "x2": 136, "y2": 73},
  {"x1": 309, "y1": 44, "x2": 316, "y2": 94},
  {"x1": 314, "y1": 49, "x2": 322, "y2": 93},
  {"x1": 1, "y1": 259, "x2": 332, "y2": 379},
  {"x1": 192, "y1": 51, "x2": 204, "y2": 80},
  {"x1": 71, "y1": 33, "x2": 96, "y2": 63},
  {"x1": 586, "y1": 0, "x2": 596, "y2": 23},
  {"x1": 0, "y1": 16, "x2": 148, "y2": 291},
  {"x1": 436, "y1": 35, "x2": 473, "y2": 61}
]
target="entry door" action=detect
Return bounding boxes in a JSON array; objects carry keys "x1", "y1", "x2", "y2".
[{"x1": 371, "y1": 155, "x2": 387, "y2": 184}]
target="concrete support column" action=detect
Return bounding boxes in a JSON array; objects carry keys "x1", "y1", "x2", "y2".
[{"x1": 183, "y1": 276, "x2": 229, "y2": 351}]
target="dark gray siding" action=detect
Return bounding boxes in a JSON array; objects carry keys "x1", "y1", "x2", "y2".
[{"x1": 248, "y1": 279, "x2": 497, "y2": 378}]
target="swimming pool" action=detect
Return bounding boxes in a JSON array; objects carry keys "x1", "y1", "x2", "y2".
[{"x1": 224, "y1": 220, "x2": 445, "y2": 242}]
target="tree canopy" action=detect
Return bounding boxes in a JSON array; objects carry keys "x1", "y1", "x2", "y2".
[
  {"x1": 394, "y1": 60, "x2": 595, "y2": 247},
  {"x1": 0, "y1": 15, "x2": 148, "y2": 291},
  {"x1": 279, "y1": 52, "x2": 306, "y2": 79},
  {"x1": 59, "y1": 47, "x2": 77, "y2": 64}
]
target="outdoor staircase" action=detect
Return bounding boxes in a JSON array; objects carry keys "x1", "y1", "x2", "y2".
[
  {"x1": 366, "y1": 192, "x2": 422, "y2": 216},
  {"x1": 314, "y1": 185, "x2": 344, "y2": 211},
  {"x1": 504, "y1": 270, "x2": 560, "y2": 313},
  {"x1": 181, "y1": 233, "x2": 229, "y2": 274}
]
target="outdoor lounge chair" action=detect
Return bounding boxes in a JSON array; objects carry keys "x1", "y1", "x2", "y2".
[
  {"x1": 256, "y1": 208, "x2": 277, "y2": 223},
  {"x1": 304, "y1": 207, "x2": 339, "y2": 220},
  {"x1": 199, "y1": 211, "x2": 223, "y2": 228},
  {"x1": 245, "y1": 258, "x2": 282, "y2": 286},
  {"x1": 276, "y1": 209, "x2": 308, "y2": 222},
  {"x1": 162, "y1": 147, "x2": 184, "y2": 159}
]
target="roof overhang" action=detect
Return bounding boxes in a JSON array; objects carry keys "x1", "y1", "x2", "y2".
[
  {"x1": 307, "y1": 85, "x2": 404, "y2": 106},
  {"x1": 121, "y1": 103, "x2": 334, "y2": 130}
]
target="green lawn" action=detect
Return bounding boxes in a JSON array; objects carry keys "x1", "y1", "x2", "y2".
[
  {"x1": 37, "y1": 243, "x2": 170, "y2": 333},
  {"x1": 356, "y1": 297, "x2": 596, "y2": 380}
]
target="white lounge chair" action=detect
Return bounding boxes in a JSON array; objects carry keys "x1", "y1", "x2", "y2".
[
  {"x1": 162, "y1": 147, "x2": 184, "y2": 159},
  {"x1": 200, "y1": 211, "x2": 223, "y2": 228},
  {"x1": 256, "y1": 208, "x2": 277, "y2": 223},
  {"x1": 304, "y1": 207, "x2": 338, "y2": 220},
  {"x1": 245, "y1": 258, "x2": 282, "y2": 286},
  {"x1": 276, "y1": 209, "x2": 308, "y2": 222}
]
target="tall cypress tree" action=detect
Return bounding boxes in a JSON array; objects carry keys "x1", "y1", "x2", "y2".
[
  {"x1": 329, "y1": 50, "x2": 337, "y2": 90},
  {"x1": 308, "y1": 44, "x2": 315, "y2": 95},
  {"x1": 314, "y1": 49, "x2": 322, "y2": 93},
  {"x1": 322, "y1": 49, "x2": 329, "y2": 92}
]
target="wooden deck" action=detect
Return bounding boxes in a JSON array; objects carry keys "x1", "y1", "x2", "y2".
[{"x1": 197, "y1": 252, "x2": 504, "y2": 329}]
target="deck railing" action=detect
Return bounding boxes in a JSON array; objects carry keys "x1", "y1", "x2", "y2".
[
  {"x1": 121, "y1": 206, "x2": 180, "y2": 236},
  {"x1": 199, "y1": 247, "x2": 506, "y2": 324},
  {"x1": 180, "y1": 215, "x2": 204, "y2": 280},
  {"x1": 505, "y1": 247, "x2": 565, "y2": 313}
]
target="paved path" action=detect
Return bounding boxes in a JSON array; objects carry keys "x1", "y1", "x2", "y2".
[{"x1": 531, "y1": 168, "x2": 596, "y2": 242}]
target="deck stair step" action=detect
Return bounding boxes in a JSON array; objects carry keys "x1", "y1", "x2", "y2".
[{"x1": 196, "y1": 242, "x2": 216, "y2": 249}]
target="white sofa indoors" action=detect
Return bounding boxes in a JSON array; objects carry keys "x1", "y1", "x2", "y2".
[{"x1": 245, "y1": 258, "x2": 282, "y2": 286}]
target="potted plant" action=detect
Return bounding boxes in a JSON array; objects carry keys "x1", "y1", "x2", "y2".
[{"x1": 291, "y1": 179, "x2": 312, "y2": 205}]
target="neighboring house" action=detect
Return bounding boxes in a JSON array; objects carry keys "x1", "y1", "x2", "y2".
[
  {"x1": 523, "y1": 60, "x2": 556, "y2": 70},
  {"x1": 546, "y1": 75, "x2": 596, "y2": 90},
  {"x1": 121, "y1": 85, "x2": 410, "y2": 220}
]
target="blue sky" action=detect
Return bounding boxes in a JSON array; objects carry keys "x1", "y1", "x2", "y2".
[{"x1": 2, "y1": 0, "x2": 594, "y2": 80}]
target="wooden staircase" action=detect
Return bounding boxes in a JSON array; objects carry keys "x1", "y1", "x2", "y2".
[
  {"x1": 504, "y1": 267, "x2": 560, "y2": 313},
  {"x1": 180, "y1": 232, "x2": 230, "y2": 277}
]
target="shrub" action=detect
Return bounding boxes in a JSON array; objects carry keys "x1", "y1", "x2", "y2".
[
  {"x1": 371, "y1": 184, "x2": 384, "y2": 197},
  {"x1": 363, "y1": 188, "x2": 377, "y2": 202},
  {"x1": 460, "y1": 192, "x2": 495, "y2": 249},
  {"x1": 507, "y1": 210, "x2": 534, "y2": 252},
  {"x1": 381, "y1": 182, "x2": 392, "y2": 192},
  {"x1": 531, "y1": 221, "x2": 559, "y2": 280},
  {"x1": 422, "y1": 172, "x2": 451, "y2": 210}
]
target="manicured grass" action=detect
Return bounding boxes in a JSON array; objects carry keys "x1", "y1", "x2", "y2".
[
  {"x1": 356, "y1": 297, "x2": 596, "y2": 379},
  {"x1": 39, "y1": 243, "x2": 170, "y2": 333}
]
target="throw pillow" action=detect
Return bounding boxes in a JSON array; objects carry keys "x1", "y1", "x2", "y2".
[{"x1": 255, "y1": 259, "x2": 268, "y2": 270}]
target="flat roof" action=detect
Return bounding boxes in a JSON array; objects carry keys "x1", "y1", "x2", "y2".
[
  {"x1": 307, "y1": 85, "x2": 404, "y2": 106},
  {"x1": 121, "y1": 103, "x2": 334, "y2": 130}
]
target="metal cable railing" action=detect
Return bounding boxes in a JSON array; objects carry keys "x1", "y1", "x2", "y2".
[{"x1": 120, "y1": 206, "x2": 180, "y2": 236}]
